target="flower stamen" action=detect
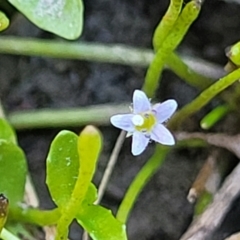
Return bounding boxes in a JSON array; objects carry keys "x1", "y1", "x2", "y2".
[
  {"x1": 132, "y1": 115, "x2": 144, "y2": 126},
  {"x1": 133, "y1": 112, "x2": 157, "y2": 133}
]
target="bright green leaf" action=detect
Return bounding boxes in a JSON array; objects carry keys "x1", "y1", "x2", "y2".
[
  {"x1": 46, "y1": 130, "x2": 79, "y2": 208},
  {"x1": 77, "y1": 205, "x2": 128, "y2": 240},
  {"x1": 75, "y1": 125, "x2": 102, "y2": 206},
  {"x1": 0, "y1": 119, "x2": 17, "y2": 144},
  {"x1": 0, "y1": 11, "x2": 9, "y2": 31},
  {"x1": 55, "y1": 126, "x2": 102, "y2": 240},
  {"x1": 0, "y1": 140, "x2": 27, "y2": 207},
  {"x1": 7, "y1": 0, "x2": 84, "y2": 40},
  {"x1": 75, "y1": 126, "x2": 127, "y2": 240}
]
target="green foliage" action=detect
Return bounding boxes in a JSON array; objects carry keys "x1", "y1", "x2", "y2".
[
  {"x1": 0, "y1": 119, "x2": 17, "y2": 144},
  {"x1": 143, "y1": 0, "x2": 201, "y2": 97},
  {"x1": 200, "y1": 105, "x2": 230, "y2": 130},
  {"x1": 46, "y1": 130, "x2": 79, "y2": 207},
  {"x1": 0, "y1": 119, "x2": 26, "y2": 209},
  {"x1": 0, "y1": 140, "x2": 27, "y2": 207},
  {"x1": 226, "y1": 41, "x2": 240, "y2": 66},
  {"x1": 2, "y1": 0, "x2": 240, "y2": 239},
  {"x1": 169, "y1": 68, "x2": 240, "y2": 130},
  {"x1": 7, "y1": 0, "x2": 84, "y2": 40},
  {"x1": 153, "y1": 0, "x2": 183, "y2": 50},
  {"x1": 0, "y1": 11, "x2": 9, "y2": 31},
  {"x1": 46, "y1": 127, "x2": 127, "y2": 240},
  {"x1": 117, "y1": 145, "x2": 169, "y2": 223},
  {"x1": 77, "y1": 205, "x2": 127, "y2": 240}
]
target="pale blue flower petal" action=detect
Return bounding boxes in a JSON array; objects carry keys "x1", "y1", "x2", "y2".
[
  {"x1": 133, "y1": 90, "x2": 151, "y2": 114},
  {"x1": 151, "y1": 123, "x2": 175, "y2": 145},
  {"x1": 132, "y1": 131, "x2": 149, "y2": 156},
  {"x1": 110, "y1": 114, "x2": 135, "y2": 132},
  {"x1": 152, "y1": 99, "x2": 177, "y2": 123}
]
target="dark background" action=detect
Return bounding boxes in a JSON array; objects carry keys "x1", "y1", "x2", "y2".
[{"x1": 1, "y1": 0, "x2": 240, "y2": 239}]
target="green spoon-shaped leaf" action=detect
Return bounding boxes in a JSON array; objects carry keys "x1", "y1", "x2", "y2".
[
  {"x1": 0, "y1": 140, "x2": 27, "y2": 207},
  {"x1": 46, "y1": 130, "x2": 97, "y2": 209},
  {"x1": 76, "y1": 126, "x2": 127, "y2": 240},
  {"x1": 54, "y1": 126, "x2": 102, "y2": 240},
  {"x1": 7, "y1": 0, "x2": 83, "y2": 40},
  {"x1": 46, "y1": 130, "x2": 79, "y2": 207}
]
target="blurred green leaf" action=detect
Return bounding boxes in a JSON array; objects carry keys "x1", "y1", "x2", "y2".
[
  {"x1": 0, "y1": 11, "x2": 9, "y2": 31},
  {"x1": 0, "y1": 140, "x2": 27, "y2": 207},
  {"x1": 195, "y1": 191, "x2": 213, "y2": 215},
  {"x1": 0, "y1": 119, "x2": 17, "y2": 144},
  {"x1": 7, "y1": 0, "x2": 83, "y2": 40},
  {"x1": 46, "y1": 130, "x2": 79, "y2": 208},
  {"x1": 77, "y1": 205, "x2": 127, "y2": 240},
  {"x1": 200, "y1": 105, "x2": 230, "y2": 130},
  {"x1": 226, "y1": 41, "x2": 240, "y2": 66}
]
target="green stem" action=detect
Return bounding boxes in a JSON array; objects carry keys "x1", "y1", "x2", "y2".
[
  {"x1": 116, "y1": 146, "x2": 169, "y2": 223},
  {"x1": 9, "y1": 207, "x2": 60, "y2": 226},
  {"x1": 153, "y1": 0, "x2": 183, "y2": 50},
  {"x1": 200, "y1": 104, "x2": 230, "y2": 130},
  {"x1": 143, "y1": 0, "x2": 201, "y2": 97},
  {"x1": 8, "y1": 104, "x2": 128, "y2": 130},
  {"x1": 169, "y1": 68, "x2": 240, "y2": 130},
  {"x1": 166, "y1": 52, "x2": 213, "y2": 89},
  {"x1": 0, "y1": 36, "x2": 152, "y2": 67},
  {"x1": 0, "y1": 36, "x2": 221, "y2": 80}
]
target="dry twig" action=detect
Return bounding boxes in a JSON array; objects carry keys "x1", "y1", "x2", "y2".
[
  {"x1": 187, "y1": 149, "x2": 219, "y2": 203},
  {"x1": 180, "y1": 161, "x2": 240, "y2": 240},
  {"x1": 176, "y1": 132, "x2": 240, "y2": 159},
  {"x1": 176, "y1": 132, "x2": 240, "y2": 239}
]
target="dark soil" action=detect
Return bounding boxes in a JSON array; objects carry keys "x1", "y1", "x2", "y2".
[{"x1": 1, "y1": 0, "x2": 240, "y2": 239}]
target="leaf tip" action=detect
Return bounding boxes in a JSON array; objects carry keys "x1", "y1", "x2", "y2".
[{"x1": 83, "y1": 125, "x2": 99, "y2": 134}]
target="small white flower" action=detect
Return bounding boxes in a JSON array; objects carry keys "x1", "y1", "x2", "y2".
[{"x1": 110, "y1": 90, "x2": 177, "y2": 156}]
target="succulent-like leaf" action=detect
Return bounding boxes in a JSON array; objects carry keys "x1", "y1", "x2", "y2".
[
  {"x1": 46, "y1": 130, "x2": 79, "y2": 207},
  {"x1": 0, "y1": 140, "x2": 27, "y2": 207},
  {"x1": 76, "y1": 126, "x2": 127, "y2": 240},
  {"x1": 0, "y1": 11, "x2": 9, "y2": 31},
  {"x1": 7, "y1": 0, "x2": 83, "y2": 40}
]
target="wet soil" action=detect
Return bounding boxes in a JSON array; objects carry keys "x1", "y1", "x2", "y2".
[{"x1": 1, "y1": 0, "x2": 240, "y2": 239}]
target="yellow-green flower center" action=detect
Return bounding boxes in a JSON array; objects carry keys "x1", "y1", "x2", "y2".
[{"x1": 132, "y1": 112, "x2": 156, "y2": 133}]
